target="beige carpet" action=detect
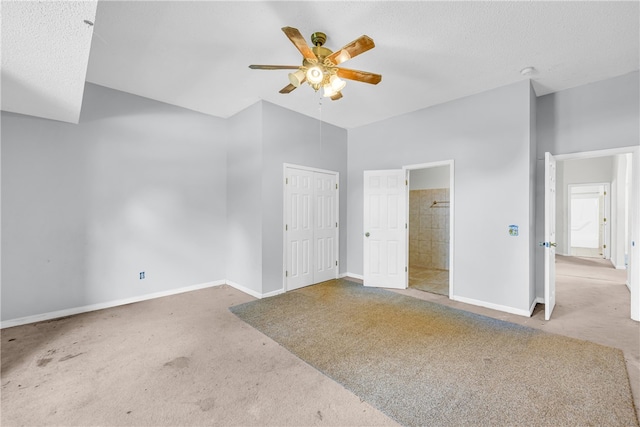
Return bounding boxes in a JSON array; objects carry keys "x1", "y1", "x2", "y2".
[
  {"x1": 232, "y1": 279, "x2": 639, "y2": 427},
  {"x1": 1, "y1": 286, "x2": 395, "y2": 426}
]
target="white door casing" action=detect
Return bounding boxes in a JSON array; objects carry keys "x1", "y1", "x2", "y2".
[
  {"x1": 363, "y1": 169, "x2": 407, "y2": 289},
  {"x1": 285, "y1": 165, "x2": 338, "y2": 291},
  {"x1": 544, "y1": 152, "x2": 557, "y2": 321},
  {"x1": 630, "y1": 149, "x2": 639, "y2": 321}
]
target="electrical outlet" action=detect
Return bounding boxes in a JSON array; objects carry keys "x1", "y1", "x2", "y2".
[{"x1": 139, "y1": 272, "x2": 145, "y2": 279}]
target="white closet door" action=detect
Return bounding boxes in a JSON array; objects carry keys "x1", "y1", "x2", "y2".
[
  {"x1": 285, "y1": 166, "x2": 339, "y2": 291},
  {"x1": 286, "y1": 169, "x2": 314, "y2": 291},
  {"x1": 314, "y1": 172, "x2": 337, "y2": 283}
]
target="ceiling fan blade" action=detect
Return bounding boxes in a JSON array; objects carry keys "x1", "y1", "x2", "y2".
[
  {"x1": 330, "y1": 92, "x2": 343, "y2": 101},
  {"x1": 326, "y1": 35, "x2": 375, "y2": 65},
  {"x1": 336, "y1": 68, "x2": 382, "y2": 85},
  {"x1": 279, "y1": 84, "x2": 298, "y2": 94},
  {"x1": 282, "y1": 27, "x2": 317, "y2": 61},
  {"x1": 249, "y1": 65, "x2": 301, "y2": 70}
]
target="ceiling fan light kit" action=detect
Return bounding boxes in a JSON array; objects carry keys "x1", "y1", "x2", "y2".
[{"x1": 249, "y1": 27, "x2": 382, "y2": 101}]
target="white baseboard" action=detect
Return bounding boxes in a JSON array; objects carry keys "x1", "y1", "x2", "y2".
[
  {"x1": 262, "y1": 288, "x2": 285, "y2": 298},
  {"x1": 225, "y1": 280, "x2": 284, "y2": 299},
  {"x1": 528, "y1": 298, "x2": 539, "y2": 316},
  {"x1": 451, "y1": 295, "x2": 532, "y2": 317},
  {"x1": 225, "y1": 280, "x2": 263, "y2": 299},
  {"x1": 1, "y1": 280, "x2": 225, "y2": 329},
  {"x1": 615, "y1": 264, "x2": 627, "y2": 270},
  {"x1": 343, "y1": 272, "x2": 363, "y2": 281}
]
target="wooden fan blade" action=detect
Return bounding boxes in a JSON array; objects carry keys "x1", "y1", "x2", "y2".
[
  {"x1": 282, "y1": 27, "x2": 316, "y2": 61},
  {"x1": 330, "y1": 92, "x2": 343, "y2": 101},
  {"x1": 326, "y1": 35, "x2": 375, "y2": 65},
  {"x1": 279, "y1": 84, "x2": 297, "y2": 94},
  {"x1": 249, "y1": 65, "x2": 301, "y2": 70},
  {"x1": 336, "y1": 68, "x2": 382, "y2": 85}
]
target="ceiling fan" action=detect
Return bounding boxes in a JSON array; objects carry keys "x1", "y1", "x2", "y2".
[{"x1": 249, "y1": 27, "x2": 382, "y2": 100}]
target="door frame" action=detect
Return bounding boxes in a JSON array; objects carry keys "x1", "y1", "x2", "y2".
[
  {"x1": 567, "y1": 182, "x2": 610, "y2": 259},
  {"x1": 550, "y1": 146, "x2": 639, "y2": 321},
  {"x1": 282, "y1": 163, "x2": 340, "y2": 292},
  {"x1": 403, "y1": 160, "x2": 455, "y2": 298}
]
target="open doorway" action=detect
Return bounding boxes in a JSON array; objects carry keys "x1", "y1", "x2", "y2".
[
  {"x1": 568, "y1": 183, "x2": 610, "y2": 258},
  {"x1": 548, "y1": 149, "x2": 637, "y2": 321},
  {"x1": 406, "y1": 163, "x2": 453, "y2": 296}
]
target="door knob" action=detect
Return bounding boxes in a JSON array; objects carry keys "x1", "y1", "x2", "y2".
[
  {"x1": 365, "y1": 232, "x2": 370, "y2": 237},
  {"x1": 539, "y1": 242, "x2": 557, "y2": 248}
]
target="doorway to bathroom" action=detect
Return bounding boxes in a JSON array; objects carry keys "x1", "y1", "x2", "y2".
[{"x1": 406, "y1": 162, "x2": 453, "y2": 297}]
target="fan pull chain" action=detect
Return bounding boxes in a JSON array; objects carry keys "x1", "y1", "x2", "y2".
[{"x1": 318, "y1": 92, "x2": 323, "y2": 150}]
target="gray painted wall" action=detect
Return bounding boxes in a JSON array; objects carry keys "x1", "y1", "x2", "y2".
[
  {"x1": 529, "y1": 84, "x2": 538, "y2": 306},
  {"x1": 534, "y1": 71, "x2": 640, "y2": 298},
  {"x1": 348, "y1": 80, "x2": 535, "y2": 313},
  {"x1": 1, "y1": 83, "x2": 228, "y2": 321},
  {"x1": 226, "y1": 102, "x2": 263, "y2": 293},
  {"x1": 261, "y1": 101, "x2": 348, "y2": 294},
  {"x1": 409, "y1": 166, "x2": 450, "y2": 190}
]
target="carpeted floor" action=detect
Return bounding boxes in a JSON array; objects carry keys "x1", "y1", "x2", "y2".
[{"x1": 231, "y1": 280, "x2": 639, "y2": 427}]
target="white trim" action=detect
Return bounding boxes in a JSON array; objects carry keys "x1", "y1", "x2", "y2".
[
  {"x1": 403, "y1": 160, "x2": 455, "y2": 299},
  {"x1": 1, "y1": 280, "x2": 225, "y2": 329},
  {"x1": 554, "y1": 146, "x2": 639, "y2": 161},
  {"x1": 343, "y1": 272, "x2": 364, "y2": 281},
  {"x1": 226, "y1": 280, "x2": 285, "y2": 299},
  {"x1": 225, "y1": 280, "x2": 263, "y2": 299},
  {"x1": 261, "y1": 288, "x2": 285, "y2": 298},
  {"x1": 452, "y1": 295, "x2": 532, "y2": 317},
  {"x1": 528, "y1": 298, "x2": 538, "y2": 316}
]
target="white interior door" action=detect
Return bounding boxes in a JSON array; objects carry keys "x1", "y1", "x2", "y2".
[
  {"x1": 286, "y1": 168, "x2": 314, "y2": 290},
  {"x1": 544, "y1": 152, "x2": 557, "y2": 320},
  {"x1": 285, "y1": 167, "x2": 339, "y2": 291},
  {"x1": 314, "y1": 173, "x2": 337, "y2": 283},
  {"x1": 363, "y1": 170, "x2": 407, "y2": 289}
]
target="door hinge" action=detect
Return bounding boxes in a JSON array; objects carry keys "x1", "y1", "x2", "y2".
[
  {"x1": 603, "y1": 218, "x2": 607, "y2": 223},
  {"x1": 336, "y1": 183, "x2": 338, "y2": 190},
  {"x1": 405, "y1": 179, "x2": 408, "y2": 186},
  {"x1": 604, "y1": 191, "x2": 607, "y2": 195},
  {"x1": 336, "y1": 222, "x2": 338, "y2": 228},
  {"x1": 405, "y1": 266, "x2": 408, "y2": 272},
  {"x1": 336, "y1": 261, "x2": 338, "y2": 266},
  {"x1": 286, "y1": 177, "x2": 288, "y2": 184},
  {"x1": 405, "y1": 223, "x2": 408, "y2": 229},
  {"x1": 286, "y1": 270, "x2": 288, "y2": 277},
  {"x1": 603, "y1": 244, "x2": 607, "y2": 249},
  {"x1": 285, "y1": 224, "x2": 288, "y2": 231}
]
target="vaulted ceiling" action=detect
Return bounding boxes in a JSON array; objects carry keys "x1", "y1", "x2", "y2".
[{"x1": 2, "y1": 1, "x2": 638, "y2": 128}]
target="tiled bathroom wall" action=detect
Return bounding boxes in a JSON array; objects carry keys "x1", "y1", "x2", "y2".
[{"x1": 409, "y1": 188, "x2": 450, "y2": 270}]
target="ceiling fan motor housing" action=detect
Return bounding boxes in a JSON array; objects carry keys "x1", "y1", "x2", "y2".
[{"x1": 311, "y1": 32, "x2": 327, "y2": 46}]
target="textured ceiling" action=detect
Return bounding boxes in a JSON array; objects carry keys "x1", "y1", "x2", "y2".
[
  {"x1": 1, "y1": 0, "x2": 98, "y2": 123},
  {"x1": 2, "y1": 1, "x2": 639, "y2": 128}
]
